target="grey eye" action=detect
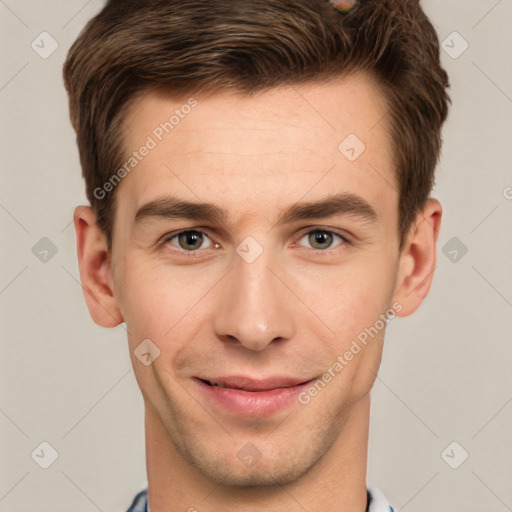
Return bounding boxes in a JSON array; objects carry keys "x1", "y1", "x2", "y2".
[
  {"x1": 170, "y1": 231, "x2": 212, "y2": 251},
  {"x1": 299, "y1": 230, "x2": 344, "y2": 250}
]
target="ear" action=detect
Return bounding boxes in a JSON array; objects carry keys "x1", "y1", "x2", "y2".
[
  {"x1": 73, "y1": 205, "x2": 124, "y2": 327},
  {"x1": 392, "y1": 198, "x2": 442, "y2": 317}
]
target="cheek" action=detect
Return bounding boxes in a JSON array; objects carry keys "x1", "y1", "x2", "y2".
[
  {"x1": 305, "y1": 252, "x2": 398, "y2": 336},
  {"x1": 115, "y1": 257, "x2": 222, "y2": 350},
  {"x1": 114, "y1": 260, "x2": 183, "y2": 343},
  {"x1": 300, "y1": 251, "x2": 397, "y2": 399},
  {"x1": 115, "y1": 261, "x2": 202, "y2": 403}
]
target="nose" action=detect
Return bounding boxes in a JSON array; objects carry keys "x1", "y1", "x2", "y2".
[{"x1": 212, "y1": 247, "x2": 295, "y2": 351}]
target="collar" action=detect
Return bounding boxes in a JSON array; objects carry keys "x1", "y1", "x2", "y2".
[
  {"x1": 367, "y1": 483, "x2": 396, "y2": 512},
  {"x1": 128, "y1": 483, "x2": 394, "y2": 512}
]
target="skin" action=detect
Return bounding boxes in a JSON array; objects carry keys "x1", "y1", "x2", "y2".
[{"x1": 74, "y1": 72, "x2": 442, "y2": 512}]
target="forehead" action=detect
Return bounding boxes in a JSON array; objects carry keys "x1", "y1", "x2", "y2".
[{"x1": 116, "y1": 72, "x2": 396, "y2": 228}]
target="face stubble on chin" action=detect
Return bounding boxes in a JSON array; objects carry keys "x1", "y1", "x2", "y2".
[
  {"x1": 150, "y1": 357, "x2": 361, "y2": 488},
  {"x1": 108, "y1": 72, "x2": 403, "y2": 490}
]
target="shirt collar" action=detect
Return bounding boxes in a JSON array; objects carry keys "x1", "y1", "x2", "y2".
[
  {"x1": 367, "y1": 483, "x2": 395, "y2": 512},
  {"x1": 133, "y1": 483, "x2": 394, "y2": 512}
]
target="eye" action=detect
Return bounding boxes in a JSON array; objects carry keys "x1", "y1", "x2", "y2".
[
  {"x1": 165, "y1": 230, "x2": 213, "y2": 252},
  {"x1": 297, "y1": 229, "x2": 347, "y2": 251}
]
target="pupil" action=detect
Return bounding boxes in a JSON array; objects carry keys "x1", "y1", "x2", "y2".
[
  {"x1": 179, "y1": 231, "x2": 202, "y2": 250},
  {"x1": 310, "y1": 231, "x2": 332, "y2": 249}
]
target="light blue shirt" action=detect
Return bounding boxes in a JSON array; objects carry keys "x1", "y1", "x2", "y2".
[{"x1": 125, "y1": 483, "x2": 395, "y2": 511}]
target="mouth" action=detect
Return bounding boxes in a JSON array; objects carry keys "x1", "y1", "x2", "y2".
[
  {"x1": 197, "y1": 376, "x2": 313, "y2": 391},
  {"x1": 194, "y1": 375, "x2": 315, "y2": 416}
]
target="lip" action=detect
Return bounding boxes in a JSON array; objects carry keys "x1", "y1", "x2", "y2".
[{"x1": 194, "y1": 375, "x2": 315, "y2": 417}]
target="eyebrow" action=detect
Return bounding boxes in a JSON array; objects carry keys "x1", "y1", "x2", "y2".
[{"x1": 134, "y1": 192, "x2": 378, "y2": 227}]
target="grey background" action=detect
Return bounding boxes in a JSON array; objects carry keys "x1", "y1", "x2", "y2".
[{"x1": 1, "y1": 1, "x2": 511, "y2": 511}]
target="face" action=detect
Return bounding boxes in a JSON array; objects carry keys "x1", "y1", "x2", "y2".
[{"x1": 107, "y1": 73, "x2": 403, "y2": 486}]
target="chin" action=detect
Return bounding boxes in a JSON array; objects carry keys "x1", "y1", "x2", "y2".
[
  {"x1": 198, "y1": 457, "x2": 313, "y2": 488},
  {"x1": 171, "y1": 427, "x2": 338, "y2": 489}
]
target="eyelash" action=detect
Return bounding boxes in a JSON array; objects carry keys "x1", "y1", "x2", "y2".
[{"x1": 159, "y1": 227, "x2": 350, "y2": 257}]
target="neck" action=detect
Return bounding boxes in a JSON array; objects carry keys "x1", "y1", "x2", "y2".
[{"x1": 145, "y1": 393, "x2": 370, "y2": 512}]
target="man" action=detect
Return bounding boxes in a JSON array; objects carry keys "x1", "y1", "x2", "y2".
[{"x1": 63, "y1": 0, "x2": 450, "y2": 510}]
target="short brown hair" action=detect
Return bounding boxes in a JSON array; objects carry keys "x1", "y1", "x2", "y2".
[{"x1": 63, "y1": 0, "x2": 450, "y2": 250}]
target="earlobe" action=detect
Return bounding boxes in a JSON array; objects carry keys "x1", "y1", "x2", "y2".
[
  {"x1": 73, "y1": 205, "x2": 124, "y2": 327},
  {"x1": 392, "y1": 198, "x2": 442, "y2": 317}
]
